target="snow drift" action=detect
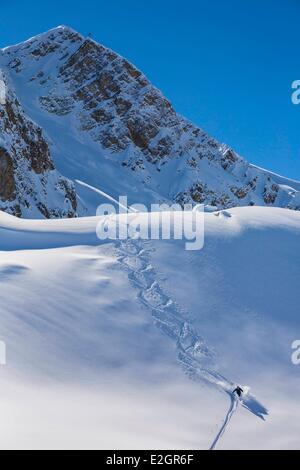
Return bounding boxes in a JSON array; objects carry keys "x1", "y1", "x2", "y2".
[{"x1": 0, "y1": 206, "x2": 299, "y2": 449}]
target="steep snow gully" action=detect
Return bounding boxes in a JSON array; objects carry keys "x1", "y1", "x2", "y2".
[{"x1": 116, "y1": 237, "x2": 269, "y2": 450}]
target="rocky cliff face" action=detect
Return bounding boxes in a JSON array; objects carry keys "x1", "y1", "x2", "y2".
[
  {"x1": 0, "y1": 26, "x2": 299, "y2": 217},
  {"x1": 0, "y1": 70, "x2": 78, "y2": 218}
]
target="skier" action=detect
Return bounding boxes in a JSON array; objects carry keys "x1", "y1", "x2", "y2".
[{"x1": 233, "y1": 386, "x2": 244, "y2": 398}]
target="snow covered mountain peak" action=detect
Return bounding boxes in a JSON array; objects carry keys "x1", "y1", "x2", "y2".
[
  {"x1": 1, "y1": 25, "x2": 83, "y2": 54},
  {"x1": 0, "y1": 27, "x2": 300, "y2": 217}
]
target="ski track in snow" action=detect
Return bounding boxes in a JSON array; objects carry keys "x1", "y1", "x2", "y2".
[
  {"x1": 209, "y1": 396, "x2": 239, "y2": 450},
  {"x1": 116, "y1": 238, "x2": 269, "y2": 449}
]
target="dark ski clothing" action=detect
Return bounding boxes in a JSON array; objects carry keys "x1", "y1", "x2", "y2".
[{"x1": 233, "y1": 387, "x2": 244, "y2": 397}]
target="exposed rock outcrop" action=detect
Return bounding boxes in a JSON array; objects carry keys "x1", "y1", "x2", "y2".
[
  {"x1": 0, "y1": 26, "x2": 299, "y2": 215},
  {"x1": 0, "y1": 71, "x2": 79, "y2": 218}
]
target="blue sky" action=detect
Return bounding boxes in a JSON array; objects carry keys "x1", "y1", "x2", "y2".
[{"x1": 1, "y1": 0, "x2": 299, "y2": 179}]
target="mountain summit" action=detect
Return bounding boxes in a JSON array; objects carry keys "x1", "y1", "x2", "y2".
[{"x1": 0, "y1": 26, "x2": 299, "y2": 217}]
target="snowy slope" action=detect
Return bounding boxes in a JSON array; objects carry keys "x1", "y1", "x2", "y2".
[
  {"x1": 0, "y1": 206, "x2": 300, "y2": 449},
  {"x1": 0, "y1": 26, "x2": 300, "y2": 216},
  {"x1": 0, "y1": 25, "x2": 300, "y2": 451},
  {"x1": 0, "y1": 69, "x2": 80, "y2": 218}
]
